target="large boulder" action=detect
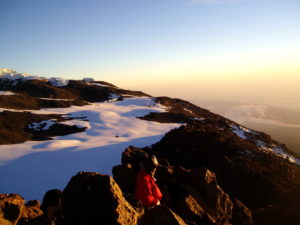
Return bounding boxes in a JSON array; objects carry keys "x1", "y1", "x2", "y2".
[
  {"x1": 112, "y1": 164, "x2": 137, "y2": 193},
  {"x1": 63, "y1": 171, "x2": 138, "y2": 225},
  {"x1": 183, "y1": 168, "x2": 233, "y2": 225},
  {"x1": 121, "y1": 146, "x2": 148, "y2": 171},
  {"x1": 140, "y1": 205, "x2": 187, "y2": 225}
]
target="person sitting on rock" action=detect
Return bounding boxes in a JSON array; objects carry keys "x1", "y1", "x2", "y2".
[{"x1": 135, "y1": 155, "x2": 162, "y2": 210}]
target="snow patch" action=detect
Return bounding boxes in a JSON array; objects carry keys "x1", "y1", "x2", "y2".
[
  {"x1": 48, "y1": 77, "x2": 70, "y2": 87},
  {"x1": 193, "y1": 118, "x2": 205, "y2": 121},
  {"x1": 94, "y1": 83, "x2": 109, "y2": 87},
  {"x1": 107, "y1": 93, "x2": 120, "y2": 102},
  {"x1": 28, "y1": 120, "x2": 57, "y2": 131},
  {"x1": 46, "y1": 140, "x2": 83, "y2": 149},
  {"x1": 183, "y1": 108, "x2": 194, "y2": 114},
  {"x1": 256, "y1": 140, "x2": 300, "y2": 165},
  {"x1": 230, "y1": 124, "x2": 253, "y2": 140},
  {"x1": 39, "y1": 98, "x2": 74, "y2": 101},
  {"x1": 0, "y1": 91, "x2": 16, "y2": 96}
]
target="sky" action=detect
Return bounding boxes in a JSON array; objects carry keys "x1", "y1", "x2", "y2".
[{"x1": 1, "y1": 0, "x2": 300, "y2": 109}]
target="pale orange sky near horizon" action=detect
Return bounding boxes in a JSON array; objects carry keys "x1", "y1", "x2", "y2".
[{"x1": 108, "y1": 46, "x2": 300, "y2": 110}]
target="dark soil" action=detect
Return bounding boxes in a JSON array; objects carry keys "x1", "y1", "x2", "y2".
[{"x1": 0, "y1": 111, "x2": 86, "y2": 144}]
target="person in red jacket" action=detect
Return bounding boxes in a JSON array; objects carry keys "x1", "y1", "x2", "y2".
[{"x1": 135, "y1": 155, "x2": 162, "y2": 209}]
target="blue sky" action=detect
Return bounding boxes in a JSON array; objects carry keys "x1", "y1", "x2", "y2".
[{"x1": 1, "y1": 0, "x2": 300, "y2": 108}]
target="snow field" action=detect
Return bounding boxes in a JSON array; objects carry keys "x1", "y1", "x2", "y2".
[{"x1": 0, "y1": 97, "x2": 180, "y2": 200}]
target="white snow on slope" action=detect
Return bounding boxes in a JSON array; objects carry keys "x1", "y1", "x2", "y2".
[
  {"x1": 48, "y1": 77, "x2": 70, "y2": 87},
  {"x1": 39, "y1": 98, "x2": 74, "y2": 101},
  {"x1": 230, "y1": 124, "x2": 254, "y2": 140},
  {"x1": 256, "y1": 140, "x2": 300, "y2": 165},
  {"x1": 108, "y1": 93, "x2": 121, "y2": 102},
  {"x1": 231, "y1": 124, "x2": 300, "y2": 165},
  {"x1": 0, "y1": 97, "x2": 180, "y2": 201}
]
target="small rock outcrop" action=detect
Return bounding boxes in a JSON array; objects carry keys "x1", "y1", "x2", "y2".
[
  {"x1": 0, "y1": 194, "x2": 44, "y2": 225},
  {"x1": 62, "y1": 171, "x2": 138, "y2": 225},
  {"x1": 140, "y1": 205, "x2": 187, "y2": 225}
]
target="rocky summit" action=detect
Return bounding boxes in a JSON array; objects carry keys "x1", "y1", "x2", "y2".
[{"x1": 1, "y1": 70, "x2": 300, "y2": 225}]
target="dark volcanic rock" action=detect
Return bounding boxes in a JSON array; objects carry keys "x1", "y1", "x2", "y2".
[
  {"x1": 0, "y1": 94, "x2": 40, "y2": 110},
  {"x1": 121, "y1": 146, "x2": 149, "y2": 171},
  {"x1": 139, "y1": 112, "x2": 193, "y2": 123},
  {"x1": 185, "y1": 168, "x2": 233, "y2": 225},
  {"x1": 253, "y1": 183, "x2": 300, "y2": 225},
  {"x1": 149, "y1": 123, "x2": 300, "y2": 210},
  {"x1": 26, "y1": 123, "x2": 86, "y2": 139},
  {"x1": 41, "y1": 189, "x2": 63, "y2": 225},
  {"x1": 63, "y1": 171, "x2": 138, "y2": 225},
  {"x1": 115, "y1": 146, "x2": 251, "y2": 225},
  {"x1": 155, "y1": 97, "x2": 220, "y2": 120},
  {"x1": 0, "y1": 78, "x2": 150, "y2": 109},
  {"x1": 138, "y1": 97, "x2": 223, "y2": 124},
  {"x1": 230, "y1": 198, "x2": 253, "y2": 225},
  {"x1": 0, "y1": 92, "x2": 87, "y2": 110},
  {"x1": 112, "y1": 164, "x2": 137, "y2": 193},
  {"x1": 0, "y1": 111, "x2": 86, "y2": 145},
  {"x1": 140, "y1": 205, "x2": 187, "y2": 225},
  {"x1": 175, "y1": 195, "x2": 205, "y2": 222}
]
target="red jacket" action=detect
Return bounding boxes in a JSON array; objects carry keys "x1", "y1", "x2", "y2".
[{"x1": 135, "y1": 169, "x2": 162, "y2": 207}]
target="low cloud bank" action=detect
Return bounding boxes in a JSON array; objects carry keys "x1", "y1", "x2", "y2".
[{"x1": 223, "y1": 104, "x2": 300, "y2": 128}]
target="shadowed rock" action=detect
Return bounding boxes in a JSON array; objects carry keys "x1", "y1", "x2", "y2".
[
  {"x1": 63, "y1": 171, "x2": 138, "y2": 225},
  {"x1": 140, "y1": 205, "x2": 187, "y2": 225},
  {"x1": 112, "y1": 164, "x2": 137, "y2": 193},
  {"x1": 121, "y1": 146, "x2": 148, "y2": 171},
  {"x1": 230, "y1": 198, "x2": 253, "y2": 225},
  {"x1": 115, "y1": 146, "x2": 253, "y2": 225}
]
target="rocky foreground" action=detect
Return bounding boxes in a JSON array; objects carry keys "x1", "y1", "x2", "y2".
[
  {"x1": 1, "y1": 143, "x2": 300, "y2": 225},
  {"x1": 0, "y1": 156, "x2": 252, "y2": 225}
]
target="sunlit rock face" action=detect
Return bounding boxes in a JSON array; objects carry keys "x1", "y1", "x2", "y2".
[
  {"x1": 0, "y1": 194, "x2": 44, "y2": 225},
  {"x1": 63, "y1": 172, "x2": 138, "y2": 225}
]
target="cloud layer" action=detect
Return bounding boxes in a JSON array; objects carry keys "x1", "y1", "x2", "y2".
[{"x1": 223, "y1": 104, "x2": 300, "y2": 128}]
